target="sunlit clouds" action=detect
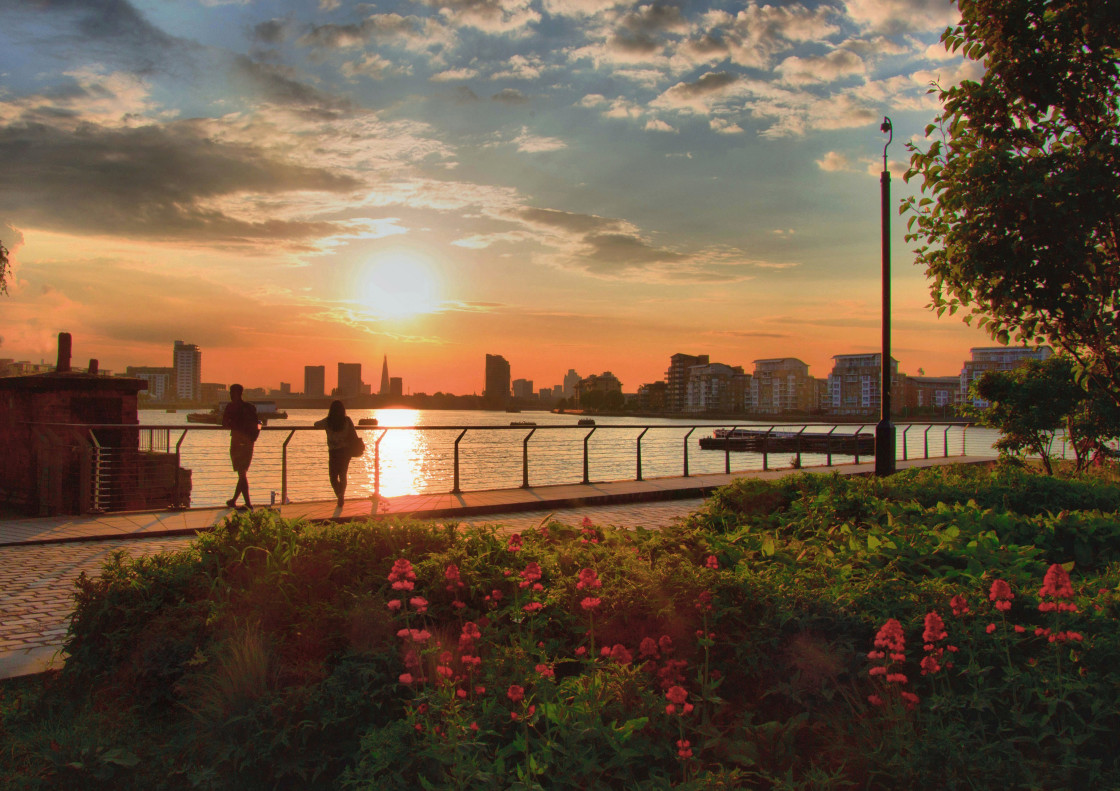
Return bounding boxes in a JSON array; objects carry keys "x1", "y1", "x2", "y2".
[{"x1": 0, "y1": 0, "x2": 998, "y2": 394}]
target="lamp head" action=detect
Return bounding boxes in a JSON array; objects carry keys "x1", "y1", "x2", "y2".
[{"x1": 880, "y1": 117, "x2": 892, "y2": 134}]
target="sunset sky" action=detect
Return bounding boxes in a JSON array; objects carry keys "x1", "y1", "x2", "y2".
[{"x1": 0, "y1": 0, "x2": 993, "y2": 396}]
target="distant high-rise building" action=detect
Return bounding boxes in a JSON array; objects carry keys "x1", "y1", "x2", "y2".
[
  {"x1": 827, "y1": 353, "x2": 901, "y2": 416},
  {"x1": 337, "y1": 362, "x2": 363, "y2": 399},
  {"x1": 575, "y1": 371, "x2": 623, "y2": 408},
  {"x1": 172, "y1": 341, "x2": 201, "y2": 402},
  {"x1": 380, "y1": 356, "x2": 390, "y2": 395},
  {"x1": 389, "y1": 377, "x2": 403, "y2": 397},
  {"x1": 485, "y1": 354, "x2": 511, "y2": 409},
  {"x1": 684, "y1": 363, "x2": 745, "y2": 413},
  {"x1": 563, "y1": 369, "x2": 581, "y2": 398},
  {"x1": 127, "y1": 365, "x2": 174, "y2": 402},
  {"x1": 304, "y1": 365, "x2": 325, "y2": 397},
  {"x1": 512, "y1": 378, "x2": 534, "y2": 399},
  {"x1": 751, "y1": 358, "x2": 814, "y2": 414},
  {"x1": 665, "y1": 353, "x2": 708, "y2": 413}
]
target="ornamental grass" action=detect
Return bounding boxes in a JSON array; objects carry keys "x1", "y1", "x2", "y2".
[{"x1": 2, "y1": 462, "x2": 1119, "y2": 789}]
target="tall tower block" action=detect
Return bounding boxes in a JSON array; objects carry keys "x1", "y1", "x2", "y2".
[{"x1": 380, "y1": 356, "x2": 390, "y2": 395}]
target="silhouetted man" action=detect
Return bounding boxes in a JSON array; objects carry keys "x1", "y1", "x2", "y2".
[{"x1": 222, "y1": 383, "x2": 259, "y2": 509}]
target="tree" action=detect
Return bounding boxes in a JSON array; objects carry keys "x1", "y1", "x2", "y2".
[
  {"x1": 967, "y1": 354, "x2": 1120, "y2": 473},
  {"x1": 903, "y1": 0, "x2": 1120, "y2": 404},
  {"x1": 0, "y1": 240, "x2": 9, "y2": 295},
  {"x1": 966, "y1": 356, "x2": 1083, "y2": 474}
]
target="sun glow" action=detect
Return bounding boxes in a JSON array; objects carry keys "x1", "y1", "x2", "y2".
[{"x1": 356, "y1": 252, "x2": 440, "y2": 319}]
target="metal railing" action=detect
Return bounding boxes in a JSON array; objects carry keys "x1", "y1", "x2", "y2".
[{"x1": 30, "y1": 421, "x2": 976, "y2": 512}]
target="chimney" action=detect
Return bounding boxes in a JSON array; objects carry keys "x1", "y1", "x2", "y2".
[
  {"x1": 88, "y1": 359, "x2": 99, "y2": 376},
  {"x1": 56, "y1": 332, "x2": 72, "y2": 373}
]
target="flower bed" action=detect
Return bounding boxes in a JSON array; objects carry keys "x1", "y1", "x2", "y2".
[{"x1": 2, "y1": 463, "x2": 1119, "y2": 789}]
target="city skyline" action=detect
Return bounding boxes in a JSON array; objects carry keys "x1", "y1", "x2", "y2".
[{"x1": 0, "y1": 0, "x2": 996, "y2": 394}]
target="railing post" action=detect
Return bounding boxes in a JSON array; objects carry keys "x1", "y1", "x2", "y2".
[
  {"x1": 795, "y1": 425, "x2": 808, "y2": 468},
  {"x1": 521, "y1": 428, "x2": 536, "y2": 489},
  {"x1": 923, "y1": 425, "x2": 932, "y2": 459},
  {"x1": 762, "y1": 426, "x2": 774, "y2": 471},
  {"x1": 825, "y1": 426, "x2": 838, "y2": 467},
  {"x1": 174, "y1": 430, "x2": 188, "y2": 509},
  {"x1": 636, "y1": 427, "x2": 649, "y2": 481},
  {"x1": 683, "y1": 428, "x2": 695, "y2": 477},
  {"x1": 724, "y1": 426, "x2": 739, "y2": 474},
  {"x1": 853, "y1": 425, "x2": 865, "y2": 465},
  {"x1": 582, "y1": 427, "x2": 597, "y2": 484},
  {"x1": 902, "y1": 424, "x2": 911, "y2": 461},
  {"x1": 374, "y1": 429, "x2": 388, "y2": 498},
  {"x1": 960, "y1": 425, "x2": 968, "y2": 456},
  {"x1": 452, "y1": 428, "x2": 468, "y2": 494},
  {"x1": 281, "y1": 430, "x2": 295, "y2": 505}
]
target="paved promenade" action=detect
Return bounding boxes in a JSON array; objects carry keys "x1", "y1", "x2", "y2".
[{"x1": 0, "y1": 456, "x2": 987, "y2": 679}]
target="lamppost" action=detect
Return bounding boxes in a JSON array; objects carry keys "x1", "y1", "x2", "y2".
[{"x1": 876, "y1": 116, "x2": 896, "y2": 476}]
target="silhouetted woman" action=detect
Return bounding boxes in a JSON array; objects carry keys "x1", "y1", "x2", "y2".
[{"x1": 314, "y1": 400, "x2": 356, "y2": 507}]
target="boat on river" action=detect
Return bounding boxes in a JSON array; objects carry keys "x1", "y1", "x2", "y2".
[
  {"x1": 698, "y1": 428, "x2": 874, "y2": 454},
  {"x1": 186, "y1": 401, "x2": 288, "y2": 425}
]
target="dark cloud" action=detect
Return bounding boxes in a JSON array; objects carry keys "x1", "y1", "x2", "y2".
[
  {"x1": 619, "y1": 3, "x2": 688, "y2": 34},
  {"x1": 452, "y1": 85, "x2": 482, "y2": 102},
  {"x1": 517, "y1": 208, "x2": 617, "y2": 234},
  {"x1": 252, "y1": 18, "x2": 293, "y2": 45},
  {"x1": 683, "y1": 33, "x2": 730, "y2": 58},
  {"x1": 297, "y1": 14, "x2": 429, "y2": 51},
  {"x1": 232, "y1": 57, "x2": 352, "y2": 115},
  {"x1": 492, "y1": 88, "x2": 529, "y2": 104},
  {"x1": 582, "y1": 233, "x2": 686, "y2": 270},
  {"x1": 2, "y1": 0, "x2": 184, "y2": 73},
  {"x1": 0, "y1": 120, "x2": 360, "y2": 244},
  {"x1": 609, "y1": 31, "x2": 661, "y2": 54}
]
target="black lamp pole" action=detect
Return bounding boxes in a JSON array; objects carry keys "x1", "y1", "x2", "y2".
[{"x1": 876, "y1": 116, "x2": 896, "y2": 476}]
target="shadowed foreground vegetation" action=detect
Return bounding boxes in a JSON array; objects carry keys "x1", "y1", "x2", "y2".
[{"x1": 2, "y1": 463, "x2": 1119, "y2": 789}]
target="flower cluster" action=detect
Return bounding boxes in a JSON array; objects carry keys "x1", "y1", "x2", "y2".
[
  {"x1": 919, "y1": 610, "x2": 958, "y2": 676},
  {"x1": 1038, "y1": 564, "x2": 1078, "y2": 613},
  {"x1": 388, "y1": 558, "x2": 416, "y2": 591},
  {"x1": 664, "y1": 685, "x2": 694, "y2": 716},
  {"x1": 507, "y1": 533, "x2": 523, "y2": 552},
  {"x1": 989, "y1": 579, "x2": 1014, "y2": 611},
  {"x1": 519, "y1": 561, "x2": 543, "y2": 590},
  {"x1": 867, "y1": 618, "x2": 919, "y2": 709}
]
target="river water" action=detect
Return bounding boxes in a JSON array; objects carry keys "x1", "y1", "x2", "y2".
[{"x1": 139, "y1": 409, "x2": 996, "y2": 508}]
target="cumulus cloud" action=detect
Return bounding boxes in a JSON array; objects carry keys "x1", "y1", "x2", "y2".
[
  {"x1": 645, "y1": 118, "x2": 676, "y2": 132},
  {"x1": 493, "y1": 88, "x2": 530, "y2": 103},
  {"x1": 816, "y1": 151, "x2": 854, "y2": 172},
  {"x1": 512, "y1": 128, "x2": 567, "y2": 152},
  {"x1": 843, "y1": 0, "x2": 959, "y2": 35},
  {"x1": 776, "y1": 50, "x2": 866, "y2": 86}
]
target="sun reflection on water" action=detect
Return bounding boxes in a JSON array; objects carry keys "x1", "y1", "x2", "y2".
[{"x1": 350, "y1": 409, "x2": 436, "y2": 498}]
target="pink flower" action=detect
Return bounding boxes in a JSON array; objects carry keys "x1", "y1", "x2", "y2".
[
  {"x1": 387, "y1": 599, "x2": 402, "y2": 611},
  {"x1": 444, "y1": 563, "x2": 464, "y2": 591},
  {"x1": 922, "y1": 611, "x2": 947, "y2": 643},
  {"x1": 920, "y1": 655, "x2": 941, "y2": 676},
  {"x1": 696, "y1": 590, "x2": 714, "y2": 613},
  {"x1": 535, "y1": 663, "x2": 554, "y2": 678},
  {"x1": 507, "y1": 685, "x2": 525, "y2": 703},
  {"x1": 665, "y1": 686, "x2": 688, "y2": 705},
  {"x1": 522, "y1": 602, "x2": 544, "y2": 613},
  {"x1": 581, "y1": 516, "x2": 593, "y2": 527},
  {"x1": 1039, "y1": 564, "x2": 1074, "y2": 599},
  {"x1": 900, "y1": 691, "x2": 920, "y2": 710},
  {"x1": 950, "y1": 594, "x2": 970, "y2": 616},
  {"x1": 456, "y1": 689, "x2": 467, "y2": 699},
  {"x1": 986, "y1": 623, "x2": 997, "y2": 634},
  {"x1": 607, "y1": 643, "x2": 633, "y2": 664},
  {"x1": 658, "y1": 635, "x2": 674, "y2": 653},
  {"x1": 575, "y1": 646, "x2": 587, "y2": 657},
  {"x1": 576, "y1": 568, "x2": 602, "y2": 590},
  {"x1": 639, "y1": 637, "x2": 659, "y2": 658},
  {"x1": 399, "y1": 673, "x2": 413, "y2": 685},
  {"x1": 705, "y1": 555, "x2": 719, "y2": 570},
  {"x1": 580, "y1": 597, "x2": 602, "y2": 611},
  {"x1": 989, "y1": 579, "x2": 1014, "y2": 611},
  {"x1": 519, "y1": 562, "x2": 542, "y2": 589},
  {"x1": 388, "y1": 558, "x2": 416, "y2": 591},
  {"x1": 867, "y1": 694, "x2": 883, "y2": 707},
  {"x1": 409, "y1": 596, "x2": 428, "y2": 613},
  {"x1": 507, "y1": 533, "x2": 523, "y2": 552},
  {"x1": 873, "y1": 619, "x2": 906, "y2": 654},
  {"x1": 676, "y1": 739, "x2": 692, "y2": 759},
  {"x1": 886, "y1": 673, "x2": 908, "y2": 685}
]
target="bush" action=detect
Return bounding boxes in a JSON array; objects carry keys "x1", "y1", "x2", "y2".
[{"x1": 2, "y1": 465, "x2": 1119, "y2": 789}]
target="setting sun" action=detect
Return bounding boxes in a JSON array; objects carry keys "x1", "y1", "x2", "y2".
[{"x1": 356, "y1": 252, "x2": 440, "y2": 320}]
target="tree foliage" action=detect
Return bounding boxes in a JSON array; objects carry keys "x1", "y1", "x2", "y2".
[
  {"x1": 903, "y1": 0, "x2": 1120, "y2": 402},
  {"x1": 966, "y1": 355, "x2": 1120, "y2": 473},
  {"x1": 0, "y1": 239, "x2": 8, "y2": 295}
]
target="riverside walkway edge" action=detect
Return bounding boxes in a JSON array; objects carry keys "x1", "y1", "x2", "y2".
[{"x1": 0, "y1": 456, "x2": 989, "y2": 547}]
